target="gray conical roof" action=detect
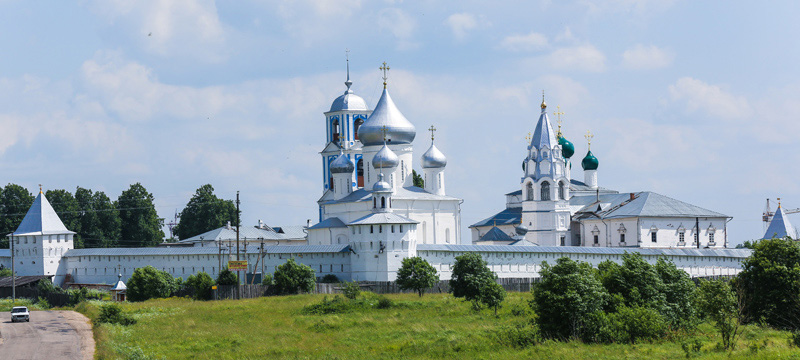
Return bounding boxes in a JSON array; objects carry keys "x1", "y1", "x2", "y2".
[
  {"x1": 11, "y1": 191, "x2": 75, "y2": 236},
  {"x1": 763, "y1": 206, "x2": 798, "y2": 239},
  {"x1": 530, "y1": 105, "x2": 557, "y2": 151}
]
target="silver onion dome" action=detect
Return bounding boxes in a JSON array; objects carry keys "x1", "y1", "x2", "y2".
[
  {"x1": 421, "y1": 143, "x2": 447, "y2": 169},
  {"x1": 357, "y1": 88, "x2": 416, "y2": 146},
  {"x1": 372, "y1": 143, "x2": 399, "y2": 169},
  {"x1": 373, "y1": 173, "x2": 392, "y2": 192},
  {"x1": 515, "y1": 224, "x2": 529, "y2": 236},
  {"x1": 329, "y1": 152, "x2": 355, "y2": 174}
]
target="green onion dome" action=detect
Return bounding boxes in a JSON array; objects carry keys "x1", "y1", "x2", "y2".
[
  {"x1": 558, "y1": 136, "x2": 575, "y2": 159},
  {"x1": 581, "y1": 150, "x2": 598, "y2": 170}
]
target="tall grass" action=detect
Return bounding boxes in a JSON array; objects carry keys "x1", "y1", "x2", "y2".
[{"x1": 77, "y1": 293, "x2": 798, "y2": 360}]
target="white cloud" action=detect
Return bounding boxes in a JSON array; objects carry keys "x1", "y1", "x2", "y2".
[
  {"x1": 669, "y1": 77, "x2": 752, "y2": 119},
  {"x1": 548, "y1": 45, "x2": 607, "y2": 72},
  {"x1": 554, "y1": 27, "x2": 575, "y2": 43},
  {"x1": 88, "y1": 0, "x2": 228, "y2": 62},
  {"x1": 377, "y1": 8, "x2": 418, "y2": 49},
  {"x1": 580, "y1": 0, "x2": 678, "y2": 16},
  {"x1": 500, "y1": 32, "x2": 548, "y2": 52},
  {"x1": 445, "y1": 13, "x2": 478, "y2": 40},
  {"x1": 622, "y1": 44, "x2": 674, "y2": 70},
  {"x1": 275, "y1": 0, "x2": 362, "y2": 46}
]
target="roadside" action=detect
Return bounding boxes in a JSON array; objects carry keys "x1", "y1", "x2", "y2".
[{"x1": 0, "y1": 310, "x2": 94, "y2": 360}]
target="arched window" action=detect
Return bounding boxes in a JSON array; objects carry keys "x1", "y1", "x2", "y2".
[
  {"x1": 354, "y1": 118, "x2": 364, "y2": 140},
  {"x1": 381, "y1": 196, "x2": 386, "y2": 208},
  {"x1": 526, "y1": 182, "x2": 534, "y2": 201},
  {"x1": 541, "y1": 181, "x2": 551, "y2": 201},
  {"x1": 558, "y1": 181, "x2": 565, "y2": 200},
  {"x1": 332, "y1": 119, "x2": 340, "y2": 142},
  {"x1": 356, "y1": 159, "x2": 364, "y2": 187},
  {"x1": 373, "y1": 198, "x2": 376, "y2": 208}
]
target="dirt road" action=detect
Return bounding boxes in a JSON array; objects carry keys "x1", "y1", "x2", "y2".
[{"x1": 0, "y1": 310, "x2": 94, "y2": 360}]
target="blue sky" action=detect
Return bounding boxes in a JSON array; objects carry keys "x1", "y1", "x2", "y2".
[{"x1": 1, "y1": 0, "x2": 798, "y2": 245}]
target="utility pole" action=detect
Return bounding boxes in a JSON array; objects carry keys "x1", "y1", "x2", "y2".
[
  {"x1": 11, "y1": 234, "x2": 15, "y2": 303},
  {"x1": 260, "y1": 239, "x2": 264, "y2": 283},
  {"x1": 236, "y1": 191, "x2": 241, "y2": 298}
]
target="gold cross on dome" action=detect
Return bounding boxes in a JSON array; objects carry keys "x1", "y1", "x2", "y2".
[
  {"x1": 39, "y1": 184, "x2": 42, "y2": 194},
  {"x1": 428, "y1": 125, "x2": 437, "y2": 141},
  {"x1": 585, "y1": 130, "x2": 594, "y2": 150},
  {"x1": 338, "y1": 138, "x2": 346, "y2": 150},
  {"x1": 380, "y1": 125, "x2": 389, "y2": 142},
  {"x1": 380, "y1": 62, "x2": 390, "y2": 88},
  {"x1": 553, "y1": 106, "x2": 565, "y2": 137},
  {"x1": 525, "y1": 132, "x2": 532, "y2": 143}
]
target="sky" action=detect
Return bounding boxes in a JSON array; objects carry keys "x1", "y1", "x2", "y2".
[{"x1": 0, "y1": 0, "x2": 798, "y2": 246}]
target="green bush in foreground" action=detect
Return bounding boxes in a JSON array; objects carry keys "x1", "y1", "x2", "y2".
[
  {"x1": 342, "y1": 281, "x2": 360, "y2": 300},
  {"x1": 697, "y1": 279, "x2": 741, "y2": 350},
  {"x1": 97, "y1": 303, "x2": 136, "y2": 326},
  {"x1": 396, "y1": 256, "x2": 439, "y2": 297},
  {"x1": 185, "y1": 271, "x2": 215, "y2": 300},
  {"x1": 737, "y1": 237, "x2": 800, "y2": 329},
  {"x1": 320, "y1": 274, "x2": 340, "y2": 283},
  {"x1": 127, "y1": 266, "x2": 181, "y2": 302},
  {"x1": 273, "y1": 258, "x2": 316, "y2": 295},
  {"x1": 216, "y1": 267, "x2": 238, "y2": 286},
  {"x1": 261, "y1": 273, "x2": 274, "y2": 286}
]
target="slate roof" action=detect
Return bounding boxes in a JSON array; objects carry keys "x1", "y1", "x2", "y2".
[
  {"x1": 417, "y1": 244, "x2": 752, "y2": 258},
  {"x1": 63, "y1": 244, "x2": 350, "y2": 257},
  {"x1": 11, "y1": 192, "x2": 76, "y2": 236},
  {"x1": 181, "y1": 225, "x2": 306, "y2": 243},
  {"x1": 0, "y1": 275, "x2": 53, "y2": 288},
  {"x1": 763, "y1": 206, "x2": 798, "y2": 239},
  {"x1": 584, "y1": 192, "x2": 729, "y2": 219},
  {"x1": 479, "y1": 227, "x2": 513, "y2": 241},
  {"x1": 349, "y1": 212, "x2": 418, "y2": 225},
  {"x1": 308, "y1": 217, "x2": 347, "y2": 230},
  {"x1": 470, "y1": 207, "x2": 522, "y2": 228}
]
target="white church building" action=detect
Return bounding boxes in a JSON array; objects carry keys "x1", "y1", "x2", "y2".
[{"x1": 0, "y1": 62, "x2": 751, "y2": 286}]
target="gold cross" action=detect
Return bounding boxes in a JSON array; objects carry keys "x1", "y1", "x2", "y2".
[
  {"x1": 39, "y1": 184, "x2": 42, "y2": 194},
  {"x1": 778, "y1": 197, "x2": 782, "y2": 207},
  {"x1": 525, "y1": 132, "x2": 532, "y2": 143},
  {"x1": 553, "y1": 105, "x2": 565, "y2": 137},
  {"x1": 379, "y1": 62, "x2": 390, "y2": 88},
  {"x1": 585, "y1": 130, "x2": 594, "y2": 150},
  {"x1": 540, "y1": 90, "x2": 546, "y2": 109},
  {"x1": 428, "y1": 125, "x2": 437, "y2": 141},
  {"x1": 338, "y1": 138, "x2": 346, "y2": 150},
  {"x1": 380, "y1": 125, "x2": 389, "y2": 142}
]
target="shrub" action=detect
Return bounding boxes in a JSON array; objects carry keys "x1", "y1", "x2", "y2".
[
  {"x1": 655, "y1": 258, "x2": 698, "y2": 330},
  {"x1": 681, "y1": 338, "x2": 704, "y2": 358},
  {"x1": 495, "y1": 323, "x2": 540, "y2": 348},
  {"x1": 610, "y1": 305, "x2": 667, "y2": 344},
  {"x1": 97, "y1": 302, "x2": 136, "y2": 326},
  {"x1": 479, "y1": 278, "x2": 506, "y2": 315},
  {"x1": 320, "y1": 274, "x2": 340, "y2": 283},
  {"x1": 185, "y1": 272, "x2": 215, "y2": 300},
  {"x1": 450, "y1": 253, "x2": 495, "y2": 303},
  {"x1": 532, "y1": 257, "x2": 608, "y2": 340},
  {"x1": 697, "y1": 279, "x2": 741, "y2": 350},
  {"x1": 302, "y1": 296, "x2": 355, "y2": 315},
  {"x1": 791, "y1": 331, "x2": 800, "y2": 348},
  {"x1": 36, "y1": 297, "x2": 50, "y2": 309},
  {"x1": 273, "y1": 258, "x2": 316, "y2": 295},
  {"x1": 261, "y1": 273, "x2": 274, "y2": 286},
  {"x1": 396, "y1": 256, "x2": 439, "y2": 297},
  {"x1": 376, "y1": 296, "x2": 392, "y2": 309},
  {"x1": 127, "y1": 265, "x2": 181, "y2": 302},
  {"x1": 736, "y1": 237, "x2": 800, "y2": 329},
  {"x1": 0, "y1": 266, "x2": 12, "y2": 277},
  {"x1": 598, "y1": 253, "x2": 667, "y2": 313},
  {"x1": 342, "y1": 281, "x2": 360, "y2": 300},
  {"x1": 216, "y1": 267, "x2": 239, "y2": 286}
]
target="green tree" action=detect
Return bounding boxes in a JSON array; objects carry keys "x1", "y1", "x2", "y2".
[
  {"x1": 76, "y1": 187, "x2": 121, "y2": 248},
  {"x1": 396, "y1": 256, "x2": 439, "y2": 297},
  {"x1": 655, "y1": 258, "x2": 698, "y2": 329},
  {"x1": 117, "y1": 183, "x2": 164, "y2": 247},
  {"x1": 45, "y1": 189, "x2": 83, "y2": 248},
  {"x1": 450, "y1": 253, "x2": 496, "y2": 303},
  {"x1": 597, "y1": 253, "x2": 667, "y2": 312},
  {"x1": 479, "y1": 277, "x2": 506, "y2": 315},
  {"x1": 531, "y1": 257, "x2": 608, "y2": 340},
  {"x1": 736, "y1": 237, "x2": 800, "y2": 329},
  {"x1": 697, "y1": 280, "x2": 742, "y2": 350},
  {"x1": 273, "y1": 258, "x2": 316, "y2": 295},
  {"x1": 216, "y1": 267, "x2": 238, "y2": 286},
  {"x1": 0, "y1": 266, "x2": 12, "y2": 277},
  {"x1": 126, "y1": 266, "x2": 180, "y2": 301},
  {"x1": 175, "y1": 184, "x2": 238, "y2": 239},
  {"x1": 412, "y1": 169, "x2": 424, "y2": 188},
  {"x1": 261, "y1": 273, "x2": 274, "y2": 286},
  {"x1": 185, "y1": 271, "x2": 215, "y2": 300},
  {"x1": 0, "y1": 184, "x2": 34, "y2": 248}
]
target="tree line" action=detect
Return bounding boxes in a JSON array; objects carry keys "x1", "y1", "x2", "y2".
[{"x1": 0, "y1": 182, "x2": 239, "y2": 249}]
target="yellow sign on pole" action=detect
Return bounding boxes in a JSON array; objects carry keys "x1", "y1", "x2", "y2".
[{"x1": 228, "y1": 260, "x2": 248, "y2": 271}]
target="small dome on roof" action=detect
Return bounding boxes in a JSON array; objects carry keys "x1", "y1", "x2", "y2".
[
  {"x1": 372, "y1": 144, "x2": 399, "y2": 169},
  {"x1": 421, "y1": 143, "x2": 447, "y2": 169},
  {"x1": 329, "y1": 75, "x2": 368, "y2": 112},
  {"x1": 515, "y1": 225, "x2": 529, "y2": 236},
  {"x1": 330, "y1": 152, "x2": 355, "y2": 174},
  {"x1": 373, "y1": 174, "x2": 392, "y2": 192},
  {"x1": 558, "y1": 136, "x2": 575, "y2": 159},
  {"x1": 582, "y1": 150, "x2": 599, "y2": 170}
]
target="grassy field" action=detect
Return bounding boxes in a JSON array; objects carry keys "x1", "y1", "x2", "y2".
[{"x1": 76, "y1": 292, "x2": 799, "y2": 360}]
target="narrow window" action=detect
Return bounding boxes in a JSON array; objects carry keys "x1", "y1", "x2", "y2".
[
  {"x1": 558, "y1": 182, "x2": 565, "y2": 200},
  {"x1": 694, "y1": 232, "x2": 699, "y2": 243},
  {"x1": 354, "y1": 118, "x2": 364, "y2": 140},
  {"x1": 679, "y1": 233, "x2": 684, "y2": 243},
  {"x1": 373, "y1": 198, "x2": 376, "y2": 208},
  {"x1": 560, "y1": 236, "x2": 565, "y2": 246},
  {"x1": 379, "y1": 225, "x2": 382, "y2": 233},
  {"x1": 332, "y1": 119, "x2": 340, "y2": 142},
  {"x1": 541, "y1": 181, "x2": 551, "y2": 201},
  {"x1": 391, "y1": 225, "x2": 395, "y2": 233},
  {"x1": 370, "y1": 225, "x2": 374, "y2": 234},
  {"x1": 381, "y1": 197, "x2": 386, "y2": 208},
  {"x1": 593, "y1": 235, "x2": 599, "y2": 244},
  {"x1": 651, "y1": 232, "x2": 657, "y2": 242},
  {"x1": 620, "y1": 233, "x2": 626, "y2": 243},
  {"x1": 526, "y1": 182, "x2": 534, "y2": 201},
  {"x1": 709, "y1": 233, "x2": 715, "y2": 243},
  {"x1": 357, "y1": 159, "x2": 364, "y2": 187}
]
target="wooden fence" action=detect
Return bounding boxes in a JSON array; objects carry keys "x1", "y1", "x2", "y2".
[{"x1": 0, "y1": 287, "x2": 73, "y2": 307}]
